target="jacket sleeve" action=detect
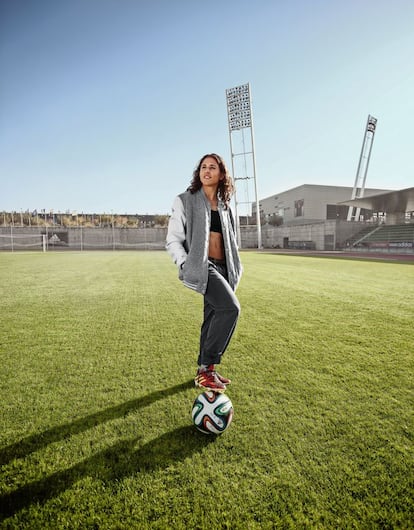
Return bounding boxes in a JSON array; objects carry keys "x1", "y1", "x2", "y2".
[{"x1": 165, "y1": 195, "x2": 187, "y2": 268}]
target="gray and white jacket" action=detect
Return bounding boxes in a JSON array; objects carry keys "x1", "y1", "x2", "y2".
[{"x1": 166, "y1": 189, "x2": 242, "y2": 294}]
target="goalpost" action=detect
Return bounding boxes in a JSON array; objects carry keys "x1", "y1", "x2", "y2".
[{"x1": 0, "y1": 232, "x2": 47, "y2": 251}]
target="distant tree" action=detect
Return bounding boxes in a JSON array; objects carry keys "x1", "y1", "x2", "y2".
[{"x1": 153, "y1": 215, "x2": 169, "y2": 227}]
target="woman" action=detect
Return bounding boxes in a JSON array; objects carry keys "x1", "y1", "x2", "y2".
[{"x1": 166, "y1": 153, "x2": 242, "y2": 392}]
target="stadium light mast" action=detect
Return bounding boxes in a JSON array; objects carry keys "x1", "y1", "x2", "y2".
[
  {"x1": 347, "y1": 114, "x2": 378, "y2": 221},
  {"x1": 225, "y1": 83, "x2": 262, "y2": 249}
]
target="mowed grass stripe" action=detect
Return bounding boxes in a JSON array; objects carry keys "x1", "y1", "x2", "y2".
[{"x1": 0, "y1": 251, "x2": 413, "y2": 528}]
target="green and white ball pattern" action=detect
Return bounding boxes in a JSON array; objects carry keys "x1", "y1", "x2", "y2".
[{"x1": 192, "y1": 391, "x2": 234, "y2": 434}]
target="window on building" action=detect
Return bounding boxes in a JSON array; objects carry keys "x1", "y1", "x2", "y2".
[
  {"x1": 327, "y1": 204, "x2": 346, "y2": 219},
  {"x1": 294, "y1": 199, "x2": 304, "y2": 217}
]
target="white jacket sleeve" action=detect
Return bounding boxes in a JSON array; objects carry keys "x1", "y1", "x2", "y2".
[{"x1": 165, "y1": 195, "x2": 187, "y2": 267}]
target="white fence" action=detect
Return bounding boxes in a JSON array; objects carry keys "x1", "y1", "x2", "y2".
[
  {"x1": 0, "y1": 227, "x2": 168, "y2": 251},
  {"x1": 2, "y1": 222, "x2": 413, "y2": 253}
]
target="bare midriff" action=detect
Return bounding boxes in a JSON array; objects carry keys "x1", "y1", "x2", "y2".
[{"x1": 208, "y1": 231, "x2": 225, "y2": 260}]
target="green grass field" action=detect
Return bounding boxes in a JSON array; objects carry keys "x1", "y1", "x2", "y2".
[{"x1": 0, "y1": 251, "x2": 413, "y2": 529}]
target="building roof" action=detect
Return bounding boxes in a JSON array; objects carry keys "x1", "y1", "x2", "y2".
[
  {"x1": 267, "y1": 183, "x2": 389, "y2": 196},
  {"x1": 339, "y1": 187, "x2": 414, "y2": 213}
]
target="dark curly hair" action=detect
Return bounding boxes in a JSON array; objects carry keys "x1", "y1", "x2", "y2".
[{"x1": 187, "y1": 153, "x2": 234, "y2": 207}]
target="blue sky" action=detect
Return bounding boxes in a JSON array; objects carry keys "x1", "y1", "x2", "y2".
[{"x1": 1, "y1": 0, "x2": 413, "y2": 215}]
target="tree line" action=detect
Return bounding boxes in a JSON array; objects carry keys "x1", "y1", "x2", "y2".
[{"x1": 1, "y1": 211, "x2": 170, "y2": 228}]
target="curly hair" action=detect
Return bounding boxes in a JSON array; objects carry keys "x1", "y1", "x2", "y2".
[{"x1": 187, "y1": 153, "x2": 234, "y2": 207}]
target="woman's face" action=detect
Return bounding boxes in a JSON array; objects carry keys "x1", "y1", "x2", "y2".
[{"x1": 199, "y1": 156, "x2": 222, "y2": 189}]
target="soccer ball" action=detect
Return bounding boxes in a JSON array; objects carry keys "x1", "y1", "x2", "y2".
[{"x1": 191, "y1": 391, "x2": 234, "y2": 434}]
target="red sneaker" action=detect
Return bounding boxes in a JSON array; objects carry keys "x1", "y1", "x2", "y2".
[
  {"x1": 194, "y1": 369, "x2": 226, "y2": 393},
  {"x1": 207, "y1": 364, "x2": 231, "y2": 385}
]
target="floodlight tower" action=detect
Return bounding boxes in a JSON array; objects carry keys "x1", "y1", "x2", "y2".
[
  {"x1": 225, "y1": 83, "x2": 262, "y2": 248},
  {"x1": 347, "y1": 114, "x2": 378, "y2": 221}
]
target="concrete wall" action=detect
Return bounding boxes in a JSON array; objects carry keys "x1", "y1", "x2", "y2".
[
  {"x1": 240, "y1": 220, "x2": 367, "y2": 250},
  {"x1": 0, "y1": 222, "x2": 366, "y2": 252},
  {"x1": 0, "y1": 227, "x2": 168, "y2": 251},
  {"x1": 2, "y1": 222, "x2": 411, "y2": 253}
]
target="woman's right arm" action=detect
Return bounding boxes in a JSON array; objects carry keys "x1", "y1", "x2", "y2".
[{"x1": 165, "y1": 195, "x2": 187, "y2": 268}]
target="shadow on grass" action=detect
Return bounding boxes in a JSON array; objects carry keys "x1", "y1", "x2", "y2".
[
  {"x1": 0, "y1": 425, "x2": 215, "y2": 520},
  {"x1": 0, "y1": 379, "x2": 194, "y2": 467},
  {"x1": 1, "y1": 380, "x2": 197, "y2": 520}
]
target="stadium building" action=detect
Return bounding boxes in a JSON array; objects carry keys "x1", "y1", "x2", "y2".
[
  {"x1": 243, "y1": 184, "x2": 414, "y2": 253},
  {"x1": 254, "y1": 184, "x2": 389, "y2": 225}
]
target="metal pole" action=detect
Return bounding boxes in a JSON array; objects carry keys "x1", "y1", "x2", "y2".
[
  {"x1": 355, "y1": 115, "x2": 377, "y2": 221},
  {"x1": 248, "y1": 83, "x2": 262, "y2": 248},
  {"x1": 228, "y1": 128, "x2": 242, "y2": 247},
  {"x1": 347, "y1": 115, "x2": 377, "y2": 221},
  {"x1": 225, "y1": 83, "x2": 261, "y2": 249},
  {"x1": 112, "y1": 211, "x2": 115, "y2": 250}
]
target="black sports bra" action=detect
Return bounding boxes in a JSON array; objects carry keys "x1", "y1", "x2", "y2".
[{"x1": 210, "y1": 210, "x2": 223, "y2": 234}]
